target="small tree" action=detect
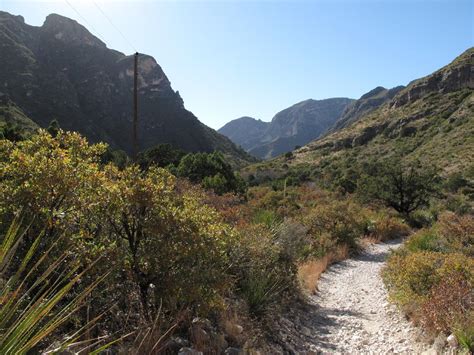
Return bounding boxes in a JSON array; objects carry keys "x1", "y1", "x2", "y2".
[{"x1": 358, "y1": 159, "x2": 440, "y2": 216}]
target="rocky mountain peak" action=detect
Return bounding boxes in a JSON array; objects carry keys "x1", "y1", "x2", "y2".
[
  {"x1": 42, "y1": 13, "x2": 106, "y2": 48},
  {"x1": 0, "y1": 11, "x2": 25, "y2": 24},
  {"x1": 360, "y1": 86, "x2": 386, "y2": 100}
]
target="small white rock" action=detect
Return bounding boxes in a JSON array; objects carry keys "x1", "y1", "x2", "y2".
[{"x1": 447, "y1": 334, "x2": 458, "y2": 348}]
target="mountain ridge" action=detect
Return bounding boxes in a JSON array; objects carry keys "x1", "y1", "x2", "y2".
[
  {"x1": 0, "y1": 11, "x2": 252, "y2": 164},
  {"x1": 219, "y1": 97, "x2": 354, "y2": 159},
  {"x1": 243, "y1": 47, "x2": 473, "y2": 179}
]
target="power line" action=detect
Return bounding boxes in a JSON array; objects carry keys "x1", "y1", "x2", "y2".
[
  {"x1": 63, "y1": 0, "x2": 107, "y2": 45},
  {"x1": 92, "y1": 0, "x2": 138, "y2": 53}
]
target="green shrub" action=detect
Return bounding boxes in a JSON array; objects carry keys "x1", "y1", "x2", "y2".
[
  {"x1": 384, "y1": 251, "x2": 473, "y2": 314},
  {"x1": 252, "y1": 209, "x2": 281, "y2": 227},
  {"x1": 368, "y1": 215, "x2": 411, "y2": 241},
  {"x1": 177, "y1": 151, "x2": 247, "y2": 195},
  {"x1": 230, "y1": 225, "x2": 296, "y2": 317},
  {"x1": 303, "y1": 200, "x2": 366, "y2": 254},
  {"x1": 405, "y1": 230, "x2": 443, "y2": 253}
]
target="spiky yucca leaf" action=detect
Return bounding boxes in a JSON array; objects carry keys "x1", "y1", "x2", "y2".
[{"x1": 0, "y1": 216, "x2": 106, "y2": 354}]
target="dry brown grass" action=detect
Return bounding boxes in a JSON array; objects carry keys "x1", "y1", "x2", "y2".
[{"x1": 297, "y1": 244, "x2": 349, "y2": 294}]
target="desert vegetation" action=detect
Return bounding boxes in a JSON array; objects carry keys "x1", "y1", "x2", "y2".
[{"x1": 0, "y1": 128, "x2": 472, "y2": 353}]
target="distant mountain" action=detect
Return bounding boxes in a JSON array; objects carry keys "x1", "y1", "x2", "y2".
[
  {"x1": 0, "y1": 11, "x2": 252, "y2": 163},
  {"x1": 219, "y1": 98, "x2": 354, "y2": 159},
  {"x1": 244, "y1": 48, "x2": 474, "y2": 178},
  {"x1": 331, "y1": 86, "x2": 405, "y2": 131},
  {"x1": 218, "y1": 116, "x2": 269, "y2": 151}
]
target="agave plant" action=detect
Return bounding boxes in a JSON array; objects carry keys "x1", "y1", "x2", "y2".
[{"x1": 0, "y1": 215, "x2": 107, "y2": 354}]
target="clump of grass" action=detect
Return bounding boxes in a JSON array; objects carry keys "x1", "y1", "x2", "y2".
[{"x1": 297, "y1": 244, "x2": 349, "y2": 294}]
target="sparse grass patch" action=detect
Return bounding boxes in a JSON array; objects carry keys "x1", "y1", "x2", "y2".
[{"x1": 297, "y1": 244, "x2": 349, "y2": 294}]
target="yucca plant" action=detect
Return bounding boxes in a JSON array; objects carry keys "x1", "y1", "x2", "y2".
[{"x1": 0, "y1": 215, "x2": 107, "y2": 354}]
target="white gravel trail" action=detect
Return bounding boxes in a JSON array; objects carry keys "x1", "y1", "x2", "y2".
[{"x1": 272, "y1": 239, "x2": 430, "y2": 354}]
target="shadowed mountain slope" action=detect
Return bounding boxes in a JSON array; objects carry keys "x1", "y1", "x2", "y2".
[{"x1": 0, "y1": 11, "x2": 252, "y2": 164}]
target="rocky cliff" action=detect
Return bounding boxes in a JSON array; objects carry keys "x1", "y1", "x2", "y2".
[
  {"x1": 219, "y1": 98, "x2": 354, "y2": 159},
  {"x1": 0, "y1": 11, "x2": 251, "y2": 162}
]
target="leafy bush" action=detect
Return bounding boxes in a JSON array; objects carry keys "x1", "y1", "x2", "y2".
[
  {"x1": 421, "y1": 273, "x2": 473, "y2": 336},
  {"x1": 177, "y1": 151, "x2": 247, "y2": 195},
  {"x1": 404, "y1": 230, "x2": 442, "y2": 253},
  {"x1": 384, "y1": 233, "x2": 474, "y2": 353},
  {"x1": 436, "y1": 212, "x2": 474, "y2": 256},
  {"x1": 368, "y1": 215, "x2": 411, "y2": 242},
  {"x1": 0, "y1": 131, "x2": 239, "y2": 348},
  {"x1": 137, "y1": 143, "x2": 185, "y2": 170},
  {"x1": 303, "y1": 200, "x2": 366, "y2": 254},
  {"x1": 383, "y1": 251, "x2": 473, "y2": 310}
]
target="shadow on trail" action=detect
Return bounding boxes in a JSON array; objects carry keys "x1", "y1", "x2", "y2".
[{"x1": 270, "y1": 240, "x2": 401, "y2": 353}]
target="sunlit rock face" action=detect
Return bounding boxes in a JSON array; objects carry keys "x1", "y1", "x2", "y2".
[
  {"x1": 219, "y1": 98, "x2": 354, "y2": 159},
  {"x1": 0, "y1": 10, "x2": 249, "y2": 160}
]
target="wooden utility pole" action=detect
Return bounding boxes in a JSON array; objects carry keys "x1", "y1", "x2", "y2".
[{"x1": 133, "y1": 52, "x2": 139, "y2": 160}]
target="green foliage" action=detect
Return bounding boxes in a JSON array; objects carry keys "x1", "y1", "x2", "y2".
[
  {"x1": 0, "y1": 130, "x2": 238, "y2": 348},
  {"x1": 404, "y1": 230, "x2": 441, "y2": 253},
  {"x1": 358, "y1": 158, "x2": 440, "y2": 216},
  {"x1": 47, "y1": 119, "x2": 60, "y2": 137},
  {"x1": 137, "y1": 143, "x2": 185, "y2": 170},
  {"x1": 230, "y1": 225, "x2": 296, "y2": 317},
  {"x1": 251, "y1": 209, "x2": 281, "y2": 227},
  {"x1": 383, "y1": 213, "x2": 474, "y2": 350},
  {"x1": 103, "y1": 164, "x2": 233, "y2": 318},
  {"x1": 177, "y1": 151, "x2": 247, "y2": 195},
  {"x1": 0, "y1": 122, "x2": 26, "y2": 142},
  {"x1": 0, "y1": 216, "x2": 106, "y2": 354},
  {"x1": 303, "y1": 200, "x2": 366, "y2": 254},
  {"x1": 101, "y1": 147, "x2": 129, "y2": 169}
]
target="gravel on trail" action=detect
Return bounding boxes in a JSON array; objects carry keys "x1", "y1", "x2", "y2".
[{"x1": 270, "y1": 239, "x2": 432, "y2": 354}]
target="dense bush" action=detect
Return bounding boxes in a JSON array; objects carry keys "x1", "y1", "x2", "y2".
[
  {"x1": 303, "y1": 200, "x2": 367, "y2": 254},
  {"x1": 383, "y1": 213, "x2": 474, "y2": 351},
  {"x1": 177, "y1": 151, "x2": 247, "y2": 195},
  {"x1": 137, "y1": 143, "x2": 185, "y2": 169},
  {"x1": 367, "y1": 215, "x2": 411, "y2": 242},
  {"x1": 0, "y1": 130, "x2": 238, "y2": 347}
]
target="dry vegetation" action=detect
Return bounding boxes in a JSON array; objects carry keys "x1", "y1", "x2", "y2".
[{"x1": 1, "y1": 128, "x2": 472, "y2": 353}]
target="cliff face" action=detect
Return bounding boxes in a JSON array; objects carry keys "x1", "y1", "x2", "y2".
[
  {"x1": 392, "y1": 50, "x2": 473, "y2": 108},
  {"x1": 0, "y1": 11, "x2": 251, "y2": 162},
  {"x1": 219, "y1": 98, "x2": 354, "y2": 159}
]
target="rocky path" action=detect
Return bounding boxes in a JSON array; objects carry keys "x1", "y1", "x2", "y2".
[{"x1": 272, "y1": 239, "x2": 430, "y2": 354}]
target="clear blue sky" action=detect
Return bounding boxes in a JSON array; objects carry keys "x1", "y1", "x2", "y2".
[{"x1": 1, "y1": 0, "x2": 473, "y2": 129}]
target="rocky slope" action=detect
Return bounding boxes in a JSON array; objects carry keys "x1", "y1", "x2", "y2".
[
  {"x1": 0, "y1": 11, "x2": 251, "y2": 163},
  {"x1": 245, "y1": 47, "x2": 473, "y2": 177},
  {"x1": 219, "y1": 98, "x2": 354, "y2": 159},
  {"x1": 331, "y1": 85, "x2": 405, "y2": 131}
]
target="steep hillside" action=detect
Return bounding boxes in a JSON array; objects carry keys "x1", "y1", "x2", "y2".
[
  {"x1": 245, "y1": 48, "x2": 473, "y2": 179},
  {"x1": 331, "y1": 86, "x2": 405, "y2": 131},
  {"x1": 220, "y1": 98, "x2": 354, "y2": 159},
  {"x1": 0, "y1": 11, "x2": 251, "y2": 163},
  {"x1": 0, "y1": 94, "x2": 38, "y2": 133}
]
